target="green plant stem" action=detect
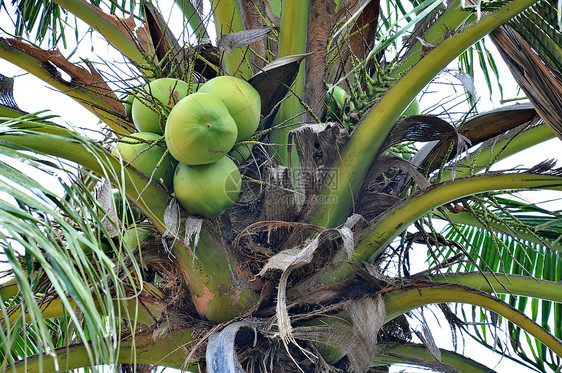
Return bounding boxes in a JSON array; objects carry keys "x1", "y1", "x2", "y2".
[
  {"x1": 0, "y1": 277, "x2": 18, "y2": 300},
  {"x1": 51, "y1": 0, "x2": 146, "y2": 65},
  {"x1": 430, "y1": 272, "x2": 562, "y2": 302},
  {"x1": 1, "y1": 126, "x2": 166, "y2": 227},
  {"x1": 372, "y1": 342, "x2": 494, "y2": 372},
  {"x1": 209, "y1": 0, "x2": 252, "y2": 78},
  {"x1": 269, "y1": 0, "x2": 309, "y2": 166},
  {"x1": 9, "y1": 329, "x2": 198, "y2": 372},
  {"x1": 314, "y1": 172, "x2": 562, "y2": 286},
  {"x1": 172, "y1": 221, "x2": 258, "y2": 322},
  {"x1": 0, "y1": 105, "x2": 26, "y2": 119},
  {"x1": 382, "y1": 283, "x2": 562, "y2": 356},
  {"x1": 310, "y1": 0, "x2": 540, "y2": 229},
  {"x1": 303, "y1": 274, "x2": 559, "y2": 370},
  {"x1": 7, "y1": 298, "x2": 162, "y2": 326},
  {"x1": 1, "y1": 124, "x2": 258, "y2": 322}
]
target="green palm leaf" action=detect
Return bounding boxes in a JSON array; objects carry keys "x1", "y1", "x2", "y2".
[
  {"x1": 0, "y1": 113, "x2": 148, "y2": 370},
  {"x1": 0, "y1": 0, "x2": 144, "y2": 46},
  {"x1": 437, "y1": 194, "x2": 562, "y2": 371}
]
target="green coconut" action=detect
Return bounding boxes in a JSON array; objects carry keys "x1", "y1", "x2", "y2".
[
  {"x1": 124, "y1": 93, "x2": 135, "y2": 119},
  {"x1": 165, "y1": 92, "x2": 238, "y2": 165},
  {"x1": 71, "y1": 232, "x2": 112, "y2": 255},
  {"x1": 132, "y1": 78, "x2": 190, "y2": 134},
  {"x1": 112, "y1": 132, "x2": 177, "y2": 190},
  {"x1": 173, "y1": 157, "x2": 241, "y2": 218},
  {"x1": 325, "y1": 84, "x2": 348, "y2": 122},
  {"x1": 228, "y1": 143, "x2": 253, "y2": 165},
  {"x1": 121, "y1": 223, "x2": 155, "y2": 250},
  {"x1": 198, "y1": 76, "x2": 261, "y2": 141}
]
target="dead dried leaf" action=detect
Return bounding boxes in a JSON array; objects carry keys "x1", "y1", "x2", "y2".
[
  {"x1": 162, "y1": 198, "x2": 180, "y2": 257},
  {"x1": 491, "y1": 26, "x2": 562, "y2": 141},
  {"x1": 95, "y1": 180, "x2": 119, "y2": 237},
  {"x1": 345, "y1": 296, "x2": 386, "y2": 372},
  {"x1": 257, "y1": 215, "x2": 363, "y2": 359},
  {"x1": 249, "y1": 53, "x2": 311, "y2": 119},
  {"x1": 218, "y1": 27, "x2": 274, "y2": 53},
  {"x1": 184, "y1": 216, "x2": 203, "y2": 257},
  {"x1": 0, "y1": 74, "x2": 21, "y2": 111},
  {"x1": 206, "y1": 320, "x2": 260, "y2": 373}
]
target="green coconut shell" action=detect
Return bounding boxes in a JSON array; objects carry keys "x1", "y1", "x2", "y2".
[
  {"x1": 122, "y1": 223, "x2": 155, "y2": 250},
  {"x1": 112, "y1": 132, "x2": 177, "y2": 190},
  {"x1": 124, "y1": 93, "x2": 135, "y2": 119},
  {"x1": 165, "y1": 92, "x2": 238, "y2": 165},
  {"x1": 173, "y1": 157, "x2": 241, "y2": 218},
  {"x1": 132, "y1": 78, "x2": 190, "y2": 134},
  {"x1": 324, "y1": 84, "x2": 348, "y2": 122},
  {"x1": 228, "y1": 143, "x2": 254, "y2": 165},
  {"x1": 198, "y1": 76, "x2": 261, "y2": 141}
]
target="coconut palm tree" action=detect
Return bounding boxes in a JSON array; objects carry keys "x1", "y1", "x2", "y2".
[{"x1": 0, "y1": 0, "x2": 561, "y2": 371}]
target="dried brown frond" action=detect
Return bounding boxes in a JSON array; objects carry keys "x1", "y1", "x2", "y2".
[
  {"x1": 3, "y1": 38, "x2": 125, "y2": 114},
  {"x1": 490, "y1": 26, "x2": 562, "y2": 141},
  {"x1": 0, "y1": 74, "x2": 24, "y2": 113}
]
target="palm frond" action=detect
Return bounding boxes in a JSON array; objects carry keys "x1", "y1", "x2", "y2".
[
  {"x1": 491, "y1": 26, "x2": 562, "y2": 140},
  {"x1": 0, "y1": 74, "x2": 23, "y2": 114},
  {"x1": 509, "y1": 0, "x2": 562, "y2": 73},
  {"x1": 457, "y1": 38, "x2": 505, "y2": 109},
  {"x1": 421, "y1": 0, "x2": 561, "y2": 113},
  {"x1": 489, "y1": 0, "x2": 562, "y2": 140},
  {"x1": 435, "y1": 194, "x2": 562, "y2": 371},
  {"x1": 0, "y1": 112, "x2": 147, "y2": 370},
  {"x1": 0, "y1": 0, "x2": 144, "y2": 47}
]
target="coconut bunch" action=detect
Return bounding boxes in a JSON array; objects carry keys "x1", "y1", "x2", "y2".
[{"x1": 114, "y1": 76, "x2": 261, "y2": 218}]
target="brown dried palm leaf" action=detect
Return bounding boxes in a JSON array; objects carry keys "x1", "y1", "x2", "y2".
[
  {"x1": 490, "y1": 26, "x2": 562, "y2": 140},
  {"x1": 325, "y1": 0, "x2": 381, "y2": 89},
  {"x1": 0, "y1": 74, "x2": 25, "y2": 114},
  {"x1": 507, "y1": 0, "x2": 562, "y2": 74}
]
